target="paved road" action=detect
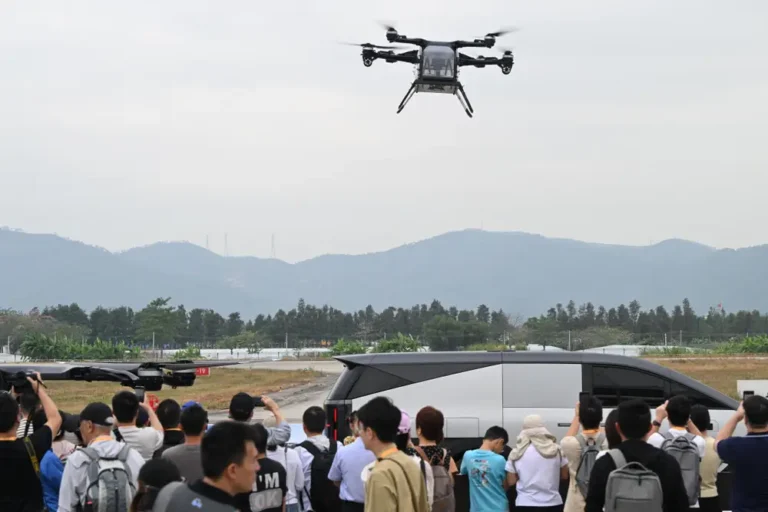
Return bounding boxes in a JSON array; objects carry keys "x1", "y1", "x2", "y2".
[{"x1": 208, "y1": 373, "x2": 339, "y2": 424}]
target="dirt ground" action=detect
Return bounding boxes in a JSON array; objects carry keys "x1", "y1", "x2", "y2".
[
  {"x1": 47, "y1": 368, "x2": 322, "y2": 412},
  {"x1": 650, "y1": 357, "x2": 768, "y2": 398}
]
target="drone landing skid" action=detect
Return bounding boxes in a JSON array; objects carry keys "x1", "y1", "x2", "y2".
[
  {"x1": 456, "y1": 84, "x2": 474, "y2": 118},
  {"x1": 396, "y1": 81, "x2": 474, "y2": 118}
]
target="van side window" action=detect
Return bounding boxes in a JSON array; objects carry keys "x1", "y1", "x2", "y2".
[
  {"x1": 669, "y1": 381, "x2": 729, "y2": 409},
  {"x1": 591, "y1": 365, "x2": 667, "y2": 407}
]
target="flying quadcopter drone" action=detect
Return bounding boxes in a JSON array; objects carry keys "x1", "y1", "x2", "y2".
[{"x1": 343, "y1": 24, "x2": 516, "y2": 118}]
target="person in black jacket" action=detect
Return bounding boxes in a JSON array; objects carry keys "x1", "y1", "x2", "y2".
[{"x1": 585, "y1": 399, "x2": 690, "y2": 512}]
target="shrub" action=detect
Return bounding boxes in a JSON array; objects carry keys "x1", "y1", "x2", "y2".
[
  {"x1": 373, "y1": 334, "x2": 421, "y2": 353},
  {"x1": 466, "y1": 343, "x2": 508, "y2": 352},
  {"x1": 330, "y1": 339, "x2": 366, "y2": 356},
  {"x1": 172, "y1": 346, "x2": 203, "y2": 361},
  {"x1": 714, "y1": 336, "x2": 768, "y2": 354}
]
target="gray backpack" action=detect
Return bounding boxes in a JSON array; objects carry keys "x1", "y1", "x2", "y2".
[
  {"x1": 574, "y1": 433, "x2": 605, "y2": 498},
  {"x1": 605, "y1": 449, "x2": 663, "y2": 512},
  {"x1": 151, "y1": 481, "x2": 236, "y2": 512},
  {"x1": 660, "y1": 432, "x2": 700, "y2": 506},
  {"x1": 420, "y1": 448, "x2": 455, "y2": 512},
  {"x1": 79, "y1": 445, "x2": 136, "y2": 512}
]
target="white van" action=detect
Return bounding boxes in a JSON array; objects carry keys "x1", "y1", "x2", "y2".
[{"x1": 324, "y1": 351, "x2": 740, "y2": 451}]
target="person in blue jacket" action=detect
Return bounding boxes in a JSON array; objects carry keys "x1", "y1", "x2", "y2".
[{"x1": 31, "y1": 410, "x2": 65, "y2": 512}]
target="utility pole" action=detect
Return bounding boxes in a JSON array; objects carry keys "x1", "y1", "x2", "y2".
[
  {"x1": 284, "y1": 332, "x2": 288, "y2": 349},
  {"x1": 152, "y1": 331, "x2": 155, "y2": 359},
  {"x1": 568, "y1": 330, "x2": 571, "y2": 351}
]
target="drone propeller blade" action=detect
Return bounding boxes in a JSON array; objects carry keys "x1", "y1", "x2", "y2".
[
  {"x1": 339, "y1": 41, "x2": 405, "y2": 50},
  {"x1": 377, "y1": 20, "x2": 398, "y2": 32},
  {"x1": 484, "y1": 27, "x2": 519, "y2": 38}
]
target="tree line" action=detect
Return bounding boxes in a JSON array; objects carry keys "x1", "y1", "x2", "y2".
[{"x1": 3, "y1": 297, "x2": 767, "y2": 354}]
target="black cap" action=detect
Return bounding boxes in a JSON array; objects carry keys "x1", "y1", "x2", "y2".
[
  {"x1": 229, "y1": 392, "x2": 255, "y2": 415},
  {"x1": 79, "y1": 403, "x2": 115, "y2": 428}
]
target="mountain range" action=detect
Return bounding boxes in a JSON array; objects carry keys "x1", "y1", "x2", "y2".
[{"x1": 2, "y1": 227, "x2": 768, "y2": 318}]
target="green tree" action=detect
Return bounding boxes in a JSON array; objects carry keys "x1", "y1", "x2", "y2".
[
  {"x1": 188, "y1": 308, "x2": 205, "y2": 343},
  {"x1": 203, "y1": 310, "x2": 225, "y2": 340},
  {"x1": 43, "y1": 303, "x2": 90, "y2": 327},
  {"x1": 225, "y1": 312, "x2": 244, "y2": 337},
  {"x1": 135, "y1": 298, "x2": 178, "y2": 344},
  {"x1": 476, "y1": 304, "x2": 490, "y2": 323},
  {"x1": 423, "y1": 315, "x2": 465, "y2": 351},
  {"x1": 176, "y1": 305, "x2": 189, "y2": 341}
]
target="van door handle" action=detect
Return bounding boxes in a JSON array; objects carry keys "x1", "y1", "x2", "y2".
[{"x1": 557, "y1": 423, "x2": 570, "y2": 427}]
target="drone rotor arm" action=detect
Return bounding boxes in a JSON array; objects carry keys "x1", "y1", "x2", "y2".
[
  {"x1": 390, "y1": 35, "x2": 427, "y2": 47},
  {"x1": 453, "y1": 39, "x2": 494, "y2": 49},
  {"x1": 367, "y1": 49, "x2": 419, "y2": 65}
]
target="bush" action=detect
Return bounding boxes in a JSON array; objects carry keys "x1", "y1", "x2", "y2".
[
  {"x1": 466, "y1": 343, "x2": 508, "y2": 352},
  {"x1": 172, "y1": 346, "x2": 203, "y2": 360},
  {"x1": 714, "y1": 335, "x2": 768, "y2": 354},
  {"x1": 330, "y1": 339, "x2": 367, "y2": 356},
  {"x1": 373, "y1": 334, "x2": 421, "y2": 353},
  {"x1": 640, "y1": 346, "x2": 701, "y2": 356},
  {"x1": 19, "y1": 334, "x2": 140, "y2": 361}
]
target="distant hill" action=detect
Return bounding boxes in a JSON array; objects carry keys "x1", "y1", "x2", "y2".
[{"x1": 2, "y1": 227, "x2": 768, "y2": 317}]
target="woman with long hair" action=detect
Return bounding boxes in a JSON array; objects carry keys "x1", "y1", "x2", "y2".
[{"x1": 129, "y1": 458, "x2": 182, "y2": 512}]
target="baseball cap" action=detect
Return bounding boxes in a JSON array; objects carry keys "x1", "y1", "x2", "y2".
[
  {"x1": 182, "y1": 400, "x2": 202, "y2": 411},
  {"x1": 229, "y1": 392, "x2": 255, "y2": 415},
  {"x1": 79, "y1": 403, "x2": 115, "y2": 427},
  {"x1": 398, "y1": 410, "x2": 411, "y2": 435}
]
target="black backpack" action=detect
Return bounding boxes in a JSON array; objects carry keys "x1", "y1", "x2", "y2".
[{"x1": 299, "y1": 440, "x2": 341, "y2": 512}]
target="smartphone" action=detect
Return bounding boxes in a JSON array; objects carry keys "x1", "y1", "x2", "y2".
[
  {"x1": 743, "y1": 390, "x2": 755, "y2": 400},
  {"x1": 579, "y1": 392, "x2": 591, "y2": 405},
  {"x1": 253, "y1": 396, "x2": 265, "y2": 408},
  {"x1": 135, "y1": 387, "x2": 145, "y2": 403}
]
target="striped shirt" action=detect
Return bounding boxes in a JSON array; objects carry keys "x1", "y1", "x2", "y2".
[{"x1": 16, "y1": 418, "x2": 34, "y2": 439}]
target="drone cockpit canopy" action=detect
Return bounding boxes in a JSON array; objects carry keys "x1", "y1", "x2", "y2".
[{"x1": 421, "y1": 46, "x2": 456, "y2": 80}]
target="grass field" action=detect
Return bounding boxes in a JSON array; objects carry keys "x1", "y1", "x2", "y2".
[
  {"x1": 651, "y1": 357, "x2": 768, "y2": 399},
  {"x1": 47, "y1": 368, "x2": 322, "y2": 412}
]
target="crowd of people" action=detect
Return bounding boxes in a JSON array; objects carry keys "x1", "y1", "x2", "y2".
[{"x1": 2, "y1": 371, "x2": 768, "y2": 512}]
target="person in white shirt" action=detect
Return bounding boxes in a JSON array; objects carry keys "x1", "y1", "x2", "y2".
[
  {"x1": 294, "y1": 406, "x2": 342, "y2": 511},
  {"x1": 505, "y1": 414, "x2": 569, "y2": 512},
  {"x1": 264, "y1": 415, "x2": 305, "y2": 512},
  {"x1": 111, "y1": 390, "x2": 164, "y2": 460},
  {"x1": 648, "y1": 396, "x2": 706, "y2": 458}
]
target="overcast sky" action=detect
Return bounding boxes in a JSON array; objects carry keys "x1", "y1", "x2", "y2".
[{"x1": 1, "y1": 0, "x2": 766, "y2": 262}]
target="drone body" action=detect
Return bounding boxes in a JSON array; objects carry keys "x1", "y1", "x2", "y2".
[{"x1": 347, "y1": 26, "x2": 515, "y2": 117}]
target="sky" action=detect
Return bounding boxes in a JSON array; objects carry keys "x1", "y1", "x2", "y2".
[{"x1": 1, "y1": 0, "x2": 766, "y2": 262}]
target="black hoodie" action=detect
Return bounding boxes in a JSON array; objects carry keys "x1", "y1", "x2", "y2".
[{"x1": 585, "y1": 439, "x2": 691, "y2": 512}]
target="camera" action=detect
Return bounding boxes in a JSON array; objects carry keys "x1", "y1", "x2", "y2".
[{"x1": 0, "y1": 370, "x2": 42, "y2": 393}]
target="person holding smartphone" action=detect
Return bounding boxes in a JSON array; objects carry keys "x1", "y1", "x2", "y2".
[
  {"x1": 560, "y1": 393, "x2": 606, "y2": 512},
  {"x1": 715, "y1": 395, "x2": 768, "y2": 512},
  {"x1": 112, "y1": 390, "x2": 165, "y2": 460}
]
